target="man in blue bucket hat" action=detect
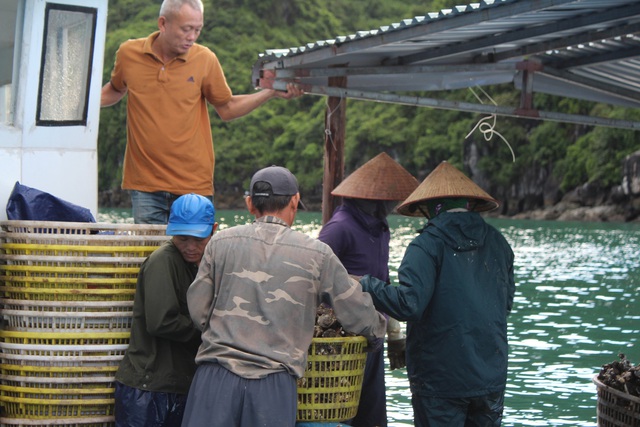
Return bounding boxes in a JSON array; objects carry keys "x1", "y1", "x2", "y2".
[{"x1": 114, "y1": 194, "x2": 217, "y2": 427}]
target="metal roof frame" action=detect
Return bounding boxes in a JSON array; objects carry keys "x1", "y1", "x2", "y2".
[{"x1": 252, "y1": 0, "x2": 640, "y2": 130}]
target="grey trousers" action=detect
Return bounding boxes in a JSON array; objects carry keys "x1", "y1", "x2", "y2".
[{"x1": 181, "y1": 362, "x2": 297, "y2": 427}]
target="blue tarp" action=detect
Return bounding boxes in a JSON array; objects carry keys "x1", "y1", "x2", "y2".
[{"x1": 6, "y1": 182, "x2": 96, "y2": 223}]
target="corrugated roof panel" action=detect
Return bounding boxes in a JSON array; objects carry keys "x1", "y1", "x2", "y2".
[{"x1": 253, "y1": 0, "x2": 640, "y2": 127}]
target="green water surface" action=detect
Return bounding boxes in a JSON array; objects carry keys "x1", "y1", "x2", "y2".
[{"x1": 99, "y1": 209, "x2": 640, "y2": 426}]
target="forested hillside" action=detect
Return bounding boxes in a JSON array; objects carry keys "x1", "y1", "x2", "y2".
[{"x1": 98, "y1": 0, "x2": 640, "y2": 217}]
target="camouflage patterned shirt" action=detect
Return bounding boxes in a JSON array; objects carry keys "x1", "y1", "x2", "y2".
[{"x1": 187, "y1": 215, "x2": 387, "y2": 379}]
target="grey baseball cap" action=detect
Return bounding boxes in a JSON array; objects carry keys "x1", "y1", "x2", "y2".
[{"x1": 250, "y1": 165, "x2": 306, "y2": 209}]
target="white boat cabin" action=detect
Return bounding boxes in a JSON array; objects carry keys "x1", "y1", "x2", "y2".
[{"x1": 0, "y1": 0, "x2": 108, "y2": 221}]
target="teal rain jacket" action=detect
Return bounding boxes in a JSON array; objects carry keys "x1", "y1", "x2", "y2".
[{"x1": 360, "y1": 211, "x2": 515, "y2": 398}]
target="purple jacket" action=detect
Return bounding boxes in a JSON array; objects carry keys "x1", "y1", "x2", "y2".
[{"x1": 318, "y1": 201, "x2": 390, "y2": 283}]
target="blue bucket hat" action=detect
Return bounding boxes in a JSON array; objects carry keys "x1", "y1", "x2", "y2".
[{"x1": 166, "y1": 194, "x2": 215, "y2": 238}]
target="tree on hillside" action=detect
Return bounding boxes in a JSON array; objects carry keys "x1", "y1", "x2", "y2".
[{"x1": 98, "y1": 0, "x2": 640, "y2": 213}]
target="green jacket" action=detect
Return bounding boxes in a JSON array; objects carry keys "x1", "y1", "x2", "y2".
[
  {"x1": 116, "y1": 240, "x2": 201, "y2": 394},
  {"x1": 361, "y1": 211, "x2": 515, "y2": 398}
]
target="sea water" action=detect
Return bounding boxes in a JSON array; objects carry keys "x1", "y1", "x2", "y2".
[{"x1": 99, "y1": 209, "x2": 640, "y2": 426}]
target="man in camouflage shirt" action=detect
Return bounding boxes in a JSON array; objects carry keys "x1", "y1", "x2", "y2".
[{"x1": 182, "y1": 165, "x2": 387, "y2": 427}]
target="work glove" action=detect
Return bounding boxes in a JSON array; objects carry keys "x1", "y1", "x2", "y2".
[
  {"x1": 387, "y1": 338, "x2": 406, "y2": 370},
  {"x1": 386, "y1": 316, "x2": 406, "y2": 370}
]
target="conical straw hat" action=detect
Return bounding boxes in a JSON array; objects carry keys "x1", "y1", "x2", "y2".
[
  {"x1": 397, "y1": 161, "x2": 499, "y2": 217},
  {"x1": 331, "y1": 152, "x2": 419, "y2": 201}
]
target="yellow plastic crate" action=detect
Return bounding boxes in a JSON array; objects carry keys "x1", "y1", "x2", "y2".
[
  {"x1": 1, "y1": 242, "x2": 163, "y2": 258},
  {"x1": 0, "y1": 352, "x2": 124, "y2": 368},
  {"x1": 1, "y1": 384, "x2": 113, "y2": 400},
  {"x1": 0, "y1": 330, "x2": 130, "y2": 343},
  {"x1": 0, "y1": 416, "x2": 114, "y2": 426},
  {"x1": 0, "y1": 221, "x2": 161, "y2": 425},
  {"x1": 0, "y1": 260, "x2": 145, "y2": 278},
  {"x1": 1, "y1": 364, "x2": 118, "y2": 379},
  {"x1": 0, "y1": 395, "x2": 114, "y2": 418},
  {"x1": 0, "y1": 330, "x2": 130, "y2": 364},
  {"x1": 296, "y1": 336, "x2": 367, "y2": 422},
  {"x1": 0, "y1": 220, "x2": 166, "y2": 237},
  {"x1": 1, "y1": 299, "x2": 133, "y2": 331},
  {"x1": 0, "y1": 286, "x2": 136, "y2": 300}
]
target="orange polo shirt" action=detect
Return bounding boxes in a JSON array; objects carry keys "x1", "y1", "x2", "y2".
[{"x1": 109, "y1": 32, "x2": 232, "y2": 195}]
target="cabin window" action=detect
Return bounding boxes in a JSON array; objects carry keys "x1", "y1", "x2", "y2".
[
  {"x1": 0, "y1": 0, "x2": 23, "y2": 126},
  {"x1": 36, "y1": 3, "x2": 96, "y2": 126}
]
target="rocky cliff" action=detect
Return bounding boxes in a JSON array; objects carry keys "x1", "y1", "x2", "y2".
[{"x1": 503, "y1": 150, "x2": 640, "y2": 222}]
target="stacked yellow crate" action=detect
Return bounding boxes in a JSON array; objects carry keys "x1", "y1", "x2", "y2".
[{"x1": 0, "y1": 221, "x2": 167, "y2": 427}]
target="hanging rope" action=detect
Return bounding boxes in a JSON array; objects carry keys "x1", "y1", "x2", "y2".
[
  {"x1": 324, "y1": 95, "x2": 344, "y2": 152},
  {"x1": 466, "y1": 86, "x2": 516, "y2": 163}
]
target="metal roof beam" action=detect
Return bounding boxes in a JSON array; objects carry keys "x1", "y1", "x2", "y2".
[
  {"x1": 551, "y1": 44, "x2": 640, "y2": 69},
  {"x1": 268, "y1": 63, "x2": 529, "y2": 79},
  {"x1": 267, "y1": 80, "x2": 640, "y2": 131},
  {"x1": 493, "y1": 23, "x2": 640, "y2": 63},
  {"x1": 398, "y1": 3, "x2": 640, "y2": 65},
  {"x1": 536, "y1": 67, "x2": 640, "y2": 102}
]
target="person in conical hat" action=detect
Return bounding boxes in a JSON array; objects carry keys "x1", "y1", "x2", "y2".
[
  {"x1": 359, "y1": 161, "x2": 515, "y2": 427},
  {"x1": 332, "y1": 152, "x2": 419, "y2": 199},
  {"x1": 318, "y1": 152, "x2": 418, "y2": 427},
  {"x1": 397, "y1": 160, "x2": 499, "y2": 218}
]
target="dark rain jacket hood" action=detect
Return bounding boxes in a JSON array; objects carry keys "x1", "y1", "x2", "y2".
[{"x1": 420, "y1": 209, "x2": 488, "y2": 252}]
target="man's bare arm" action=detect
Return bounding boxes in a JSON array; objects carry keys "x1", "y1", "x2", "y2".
[
  {"x1": 214, "y1": 83, "x2": 303, "y2": 122},
  {"x1": 101, "y1": 82, "x2": 127, "y2": 107}
]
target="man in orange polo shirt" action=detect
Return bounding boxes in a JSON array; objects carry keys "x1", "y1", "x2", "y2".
[{"x1": 101, "y1": 0, "x2": 302, "y2": 224}]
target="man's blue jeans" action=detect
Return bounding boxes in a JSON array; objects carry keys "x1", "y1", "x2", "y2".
[{"x1": 130, "y1": 191, "x2": 212, "y2": 224}]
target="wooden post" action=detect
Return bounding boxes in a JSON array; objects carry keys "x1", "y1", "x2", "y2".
[{"x1": 322, "y1": 75, "x2": 347, "y2": 224}]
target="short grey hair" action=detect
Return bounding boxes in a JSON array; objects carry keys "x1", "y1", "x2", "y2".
[
  {"x1": 159, "y1": 0, "x2": 204, "y2": 18},
  {"x1": 250, "y1": 181, "x2": 292, "y2": 214}
]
